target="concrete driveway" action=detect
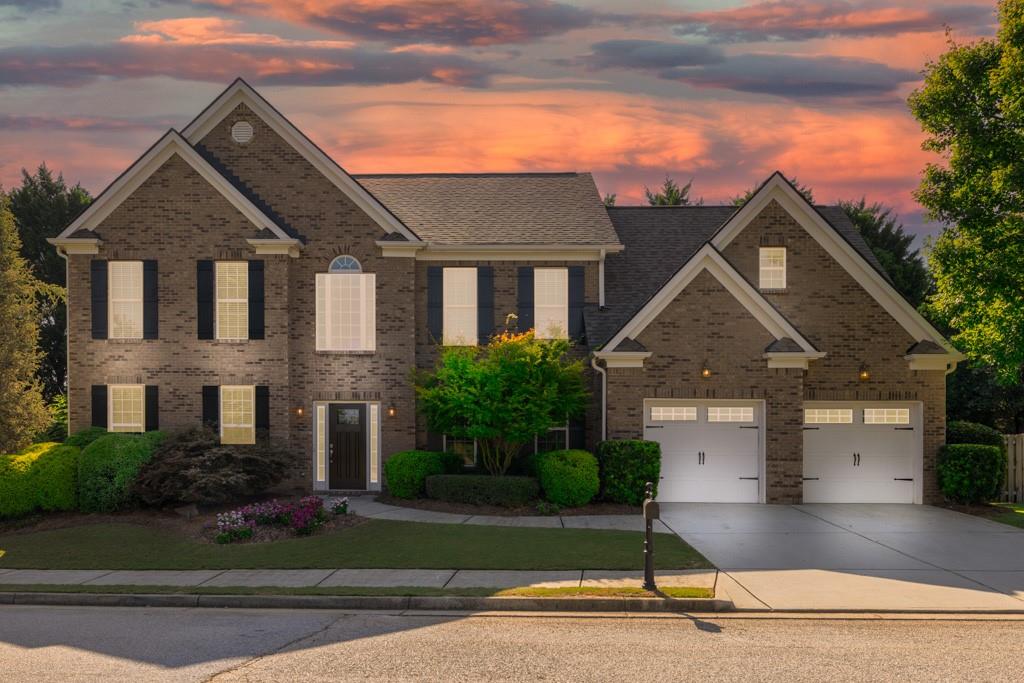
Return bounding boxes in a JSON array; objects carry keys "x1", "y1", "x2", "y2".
[{"x1": 660, "y1": 503, "x2": 1024, "y2": 611}]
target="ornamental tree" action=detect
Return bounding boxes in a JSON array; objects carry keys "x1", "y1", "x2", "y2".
[{"x1": 415, "y1": 330, "x2": 588, "y2": 476}]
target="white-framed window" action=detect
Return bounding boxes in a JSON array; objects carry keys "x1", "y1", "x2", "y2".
[
  {"x1": 315, "y1": 404, "x2": 327, "y2": 482},
  {"x1": 535, "y1": 424, "x2": 569, "y2": 454},
  {"x1": 369, "y1": 403, "x2": 380, "y2": 484},
  {"x1": 759, "y1": 247, "x2": 786, "y2": 290},
  {"x1": 108, "y1": 261, "x2": 144, "y2": 339},
  {"x1": 443, "y1": 267, "x2": 477, "y2": 346},
  {"x1": 108, "y1": 384, "x2": 144, "y2": 433},
  {"x1": 316, "y1": 257, "x2": 376, "y2": 351},
  {"x1": 707, "y1": 406, "x2": 755, "y2": 423},
  {"x1": 444, "y1": 435, "x2": 477, "y2": 467},
  {"x1": 651, "y1": 406, "x2": 697, "y2": 422},
  {"x1": 220, "y1": 385, "x2": 255, "y2": 445},
  {"x1": 864, "y1": 408, "x2": 910, "y2": 425},
  {"x1": 804, "y1": 408, "x2": 854, "y2": 424},
  {"x1": 535, "y1": 267, "x2": 568, "y2": 339},
  {"x1": 215, "y1": 261, "x2": 249, "y2": 340}
]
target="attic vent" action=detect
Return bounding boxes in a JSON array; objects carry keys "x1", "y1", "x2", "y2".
[{"x1": 231, "y1": 121, "x2": 254, "y2": 144}]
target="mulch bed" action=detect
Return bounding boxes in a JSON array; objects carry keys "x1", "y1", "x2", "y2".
[
  {"x1": 375, "y1": 494, "x2": 640, "y2": 517},
  {"x1": 938, "y1": 502, "x2": 1013, "y2": 521}
]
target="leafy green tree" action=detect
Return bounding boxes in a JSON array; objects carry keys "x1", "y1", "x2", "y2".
[
  {"x1": 947, "y1": 362, "x2": 1024, "y2": 433},
  {"x1": 415, "y1": 331, "x2": 588, "y2": 476},
  {"x1": 603, "y1": 193, "x2": 616, "y2": 207},
  {"x1": 8, "y1": 164, "x2": 91, "y2": 399},
  {"x1": 732, "y1": 175, "x2": 814, "y2": 206},
  {"x1": 644, "y1": 176, "x2": 701, "y2": 206},
  {"x1": 839, "y1": 199, "x2": 932, "y2": 308},
  {"x1": 908, "y1": 2, "x2": 1024, "y2": 383},
  {"x1": 0, "y1": 193, "x2": 51, "y2": 453}
]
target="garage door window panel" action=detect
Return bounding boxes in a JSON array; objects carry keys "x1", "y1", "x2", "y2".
[
  {"x1": 863, "y1": 408, "x2": 910, "y2": 425},
  {"x1": 804, "y1": 409, "x2": 853, "y2": 424},
  {"x1": 651, "y1": 406, "x2": 697, "y2": 422},
  {"x1": 707, "y1": 406, "x2": 754, "y2": 423}
]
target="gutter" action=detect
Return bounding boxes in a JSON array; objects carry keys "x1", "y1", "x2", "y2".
[{"x1": 590, "y1": 356, "x2": 607, "y2": 441}]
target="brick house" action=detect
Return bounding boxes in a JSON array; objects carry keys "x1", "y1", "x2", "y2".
[{"x1": 49, "y1": 79, "x2": 962, "y2": 504}]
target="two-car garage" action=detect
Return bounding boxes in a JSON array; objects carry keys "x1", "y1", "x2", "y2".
[{"x1": 643, "y1": 399, "x2": 922, "y2": 504}]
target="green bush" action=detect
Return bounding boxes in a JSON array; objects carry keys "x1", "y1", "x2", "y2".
[
  {"x1": 78, "y1": 431, "x2": 164, "y2": 513},
  {"x1": 132, "y1": 426, "x2": 292, "y2": 507},
  {"x1": 65, "y1": 427, "x2": 107, "y2": 449},
  {"x1": 533, "y1": 449, "x2": 599, "y2": 507},
  {"x1": 937, "y1": 444, "x2": 1006, "y2": 504},
  {"x1": 596, "y1": 440, "x2": 661, "y2": 505},
  {"x1": 0, "y1": 442, "x2": 79, "y2": 518},
  {"x1": 947, "y1": 421, "x2": 1004, "y2": 447},
  {"x1": 425, "y1": 474, "x2": 539, "y2": 507},
  {"x1": 36, "y1": 394, "x2": 68, "y2": 443},
  {"x1": 384, "y1": 450, "x2": 461, "y2": 499}
]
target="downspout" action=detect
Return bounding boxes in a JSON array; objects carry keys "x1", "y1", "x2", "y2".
[
  {"x1": 590, "y1": 356, "x2": 607, "y2": 441},
  {"x1": 598, "y1": 248, "x2": 606, "y2": 308},
  {"x1": 55, "y1": 246, "x2": 70, "y2": 439}
]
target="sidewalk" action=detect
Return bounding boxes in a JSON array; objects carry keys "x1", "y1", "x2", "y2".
[
  {"x1": 341, "y1": 496, "x2": 675, "y2": 534},
  {"x1": 0, "y1": 567, "x2": 716, "y2": 590}
]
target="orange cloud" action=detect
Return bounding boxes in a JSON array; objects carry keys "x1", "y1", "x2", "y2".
[{"x1": 121, "y1": 16, "x2": 355, "y2": 48}]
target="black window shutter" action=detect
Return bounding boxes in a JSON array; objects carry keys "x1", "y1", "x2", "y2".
[
  {"x1": 427, "y1": 266, "x2": 443, "y2": 341},
  {"x1": 197, "y1": 260, "x2": 214, "y2": 340},
  {"x1": 202, "y1": 385, "x2": 219, "y2": 430},
  {"x1": 90, "y1": 260, "x2": 108, "y2": 339},
  {"x1": 255, "y1": 386, "x2": 270, "y2": 432},
  {"x1": 477, "y1": 266, "x2": 494, "y2": 345},
  {"x1": 143, "y1": 260, "x2": 158, "y2": 339},
  {"x1": 248, "y1": 260, "x2": 265, "y2": 340},
  {"x1": 568, "y1": 266, "x2": 585, "y2": 340},
  {"x1": 145, "y1": 385, "x2": 159, "y2": 431},
  {"x1": 91, "y1": 385, "x2": 107, "y2": 428},
  {"x1": 427, "y1": 432, "x2": 444, "y2": 452},
  {"x1": 517, "y1": 267, "x2": 534, "y2": 333},
  {"x1": 569, "y1": 417, "x2": 586, "y2": 450}
]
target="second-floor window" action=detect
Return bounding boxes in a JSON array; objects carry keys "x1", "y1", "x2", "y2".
[
  {"x1": 759, "y1": 247, "x2": 786, "y2": 290},
  {"x1": 316, "y1": 255, "x2": 376, "y2": 351},
  {"x1": 534, "y1": 267, "x2": 568, "y2": 339},
  {"x1": 443, "y1": 267, "x2": 477, "y2": 346},
  {"x1": 108, "y1": 261, "x2": 143, "y2": 339},
  {"x1": 216, "y1": 261, "x2": 249, "y2": 340}
]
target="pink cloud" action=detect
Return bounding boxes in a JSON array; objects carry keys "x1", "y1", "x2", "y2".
[{"x1": 121, "y1": 16, "x2": 355, "y2": 48}]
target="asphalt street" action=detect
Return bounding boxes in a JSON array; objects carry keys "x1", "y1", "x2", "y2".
[{"x1": 1, "y1": 606, "x2": 1022, "y2": 682}]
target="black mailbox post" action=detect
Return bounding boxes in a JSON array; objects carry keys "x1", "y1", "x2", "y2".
[{"x1": 642, "y1": 481, "x2": 658, "y2": 591}]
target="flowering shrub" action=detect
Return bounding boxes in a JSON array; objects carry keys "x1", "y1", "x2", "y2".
[
  {"x1": 214, "y1": 496, "x2": 327, "y2": 543},
  {"x1": 331, "y1": 497, "x2": 349, "y2": 515}
]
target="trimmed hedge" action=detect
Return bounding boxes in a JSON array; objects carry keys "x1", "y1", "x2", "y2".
[
  {"x1": 425, "y1": 474, "x2": 539, "y2": 507},
  {"x1": 533, "y1": 449, "x2": 599, "y2": 507},
  {"x1": 384, "y1": 450, "x2": 461, "y2": 499},
  {"x1": 78, "y1": 431, "x2": 164, "y2": 513},
  {"x1": 937, "y1": 443, "x2": 1006, "y2": 504},
  {"x1": 0, "y1": 442, "x2": 79, "y2": 518},
  {"x1": 65, "y1": 427, "x2": 107, "y2": 450},
  {"x1": 947, "y1": 421, "x2": 1004, "y2": 448},
  {"x1": 132, "y1": 427, "x2": 291, "y2": 507},
  {"x1": 596, "y1": 440, "x2": 661, "y2": 505}
]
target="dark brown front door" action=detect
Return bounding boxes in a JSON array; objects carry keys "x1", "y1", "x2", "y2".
[{"x1": 329, "y1": 404, "x2": 366, "y2": 490}]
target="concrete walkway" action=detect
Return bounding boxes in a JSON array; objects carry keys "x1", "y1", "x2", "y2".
[
  {"x1": 0, "y1": 568, "x2": 716, "y2": 591},
  {"x1": 343, "y1": 496, "x2": 675, "y2": 534}
]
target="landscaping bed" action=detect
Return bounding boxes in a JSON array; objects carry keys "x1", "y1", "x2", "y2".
[
  {"x1": 943, "y1": 502, "x2": 1024, "y2": 529},
  {"x1": 375, "y1": 494, "x2": 640, "y2": 517}
]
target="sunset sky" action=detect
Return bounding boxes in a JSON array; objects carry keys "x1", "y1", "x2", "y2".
[{"x1": 0, "y1": 0, "x2": 998, "y2": 241}]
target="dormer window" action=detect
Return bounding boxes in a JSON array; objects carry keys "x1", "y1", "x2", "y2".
[{"x1": 759, "y1": 247, "x2": 786, "y2": 290}]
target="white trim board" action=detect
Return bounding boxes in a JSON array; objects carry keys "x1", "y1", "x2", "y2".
[
  {"x1": 710, "y1": 172, "x2": 961, "y2": 360},
  {"x1": 604, "y1": 244, "x2": 820, "y2": 356},
  {"x1": 181, "y1": 79, "x2": 422, "y2": 244},
  {"x1": 55, "y1": 130, "x2": 293, "y2": 243}
]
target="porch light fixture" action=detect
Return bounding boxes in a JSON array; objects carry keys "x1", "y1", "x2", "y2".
[
  {"x1": 296, "y1": 407, "x2": 304, "y2": 417},
  {"x1": 701, "y1": 363, "x2": 712, "y2": 379},
  {"x1": 858, "y1": 364, "x2": 871, "y2": 382},
  {"x1": 387, "y1": 404, "x2": 397, "y2": 418}
]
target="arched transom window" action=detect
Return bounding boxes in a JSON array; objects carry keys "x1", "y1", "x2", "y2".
[{"x1": 329, "y1": 255, "x2": 362, "y2": 273}]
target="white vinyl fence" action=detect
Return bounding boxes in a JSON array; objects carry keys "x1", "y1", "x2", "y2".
[{"x1": 1004, "y1": 434, "x2": 1024, "y2": 503}]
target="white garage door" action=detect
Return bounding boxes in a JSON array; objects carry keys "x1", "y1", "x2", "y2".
[
  {"x1": 803, "y1": 403, "x2": 921, "y2": 504},
  {"x1": 644, "y1": 401, "x2": 761, "y2": 503}
]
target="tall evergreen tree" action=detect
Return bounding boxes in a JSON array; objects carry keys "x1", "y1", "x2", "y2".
[
  {"x1": 644, "y1": 176, "x2": 701, "y2": 206},
  {"x1": 8, "y1": 164, "x2": 91, "y2": 398},
  {"x1": 732, "y1": 176, "x2": 814, "y2": 206},
  {"x1": 0, "y1": 192, "x2": 51, "y2": 453}
]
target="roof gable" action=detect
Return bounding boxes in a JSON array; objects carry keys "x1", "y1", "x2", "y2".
[
  {"x1": 710, "y1": 172, "x2": 960, "y2": 357},
  {"x1": 180, "y1": 79, "x2": 420, "y2": 243},
  {"x1": 54, "y1": 130, "x2": 292, "y2": 242},
  {"x1": 604, "y1": 244, "x2": 820, "y2": 357}
]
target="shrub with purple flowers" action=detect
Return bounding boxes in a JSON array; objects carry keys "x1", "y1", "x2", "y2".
[
  {"x1": 213, "y1": 496, "x2": 327, "y2": 543},
  {"x1": 215, "y1": 510, "x2": 256, "y2": 544}
]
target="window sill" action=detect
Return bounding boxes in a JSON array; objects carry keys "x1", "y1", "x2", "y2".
[
  {"x1": 759, "y1": 288, "x2": 788, "y2": 295},
  {"x1": 105, "y1": 338, "x2": 147, "y2": 344},
  {"x1": 210, "y1": 339, "x2": 252, "y2": 345},
  {"x1": 315, "y1": 349, "x2": 376, "y2": 356}
]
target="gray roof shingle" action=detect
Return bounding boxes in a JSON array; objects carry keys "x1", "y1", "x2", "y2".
[{"x1": 355, "y1": 173, "x2": 620, "y2": 246}]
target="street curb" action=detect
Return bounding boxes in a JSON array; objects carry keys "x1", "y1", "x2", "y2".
[{"x1": 2, "y1": 591, "x2": 732, "y2": 613}]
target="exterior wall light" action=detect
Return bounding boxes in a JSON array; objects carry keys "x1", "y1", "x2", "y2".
[
  {"x1": 701, "y1": 364, "x2": 712, "y2": 379},
  {"x1": 296, "y1": 407, "x2": 304, "y2": 417},
  {"x1": 387, "y1": 404, "x2": 397, "y2": 418},
  {"x1": 858, "y1": 365, "x2": 871, "y2": 382}
]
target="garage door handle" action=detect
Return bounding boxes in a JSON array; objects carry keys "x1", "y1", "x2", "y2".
[
  {"x1": 893, "y1": 478, "x2": 914, "y2": 481},
  {"x1": 738, "y1": 426, "x2": 759, "y2": 430},
  {"x1": 645, "y1": 425, "x2": 664, "y2": 429},
  {"x1": 803, "y1": 477, "x2": 820, "y2": 481},
  {"x1": 738, "y1": 477, "x2": 759, "y2": 480},
  {"x1": 802, "y1": 426, "x2": 820, "y2": 431},
  {"x1": 894, "y1": 427, "x2": 914, "y2": 431}
]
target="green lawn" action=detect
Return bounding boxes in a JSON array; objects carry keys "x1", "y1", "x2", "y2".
[
  {"x1": 990, "y1": 503, "x2": 1024, "y2": 529},
  {"x1": 0, "y1": 520, "x2": 710, "y2": 571}
]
